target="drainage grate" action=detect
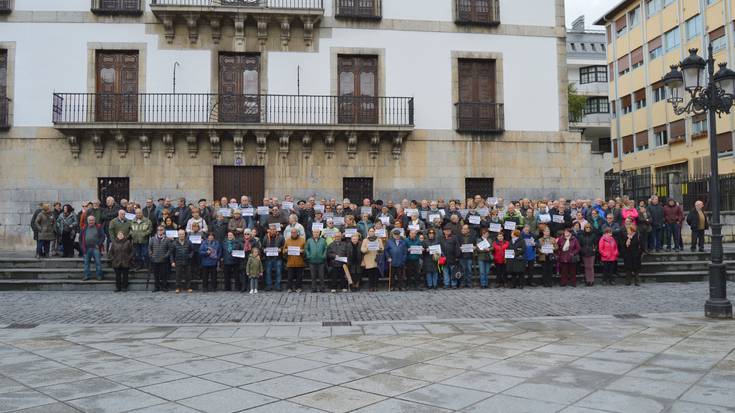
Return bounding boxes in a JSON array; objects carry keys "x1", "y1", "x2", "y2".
[
  {"x1": 614, "y1": 314, "x2": 643, "y2": 319},
  {"x1": 5, "y1": 323, "x2": 38, "y2": 329},
  {"x1": 322, "y1": 321, "x2": 352, "y2": 327}
]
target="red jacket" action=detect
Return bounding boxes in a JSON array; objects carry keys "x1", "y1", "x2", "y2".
[
  {"x1": 492, "y1": 240, "x2": 509, "y2": 264},
  {"x1": 598, "y1": 235, "x2": 619, "y2": 262},
  {"x1": 663, "y1": 204, "x2": 684, "y2": 224}
]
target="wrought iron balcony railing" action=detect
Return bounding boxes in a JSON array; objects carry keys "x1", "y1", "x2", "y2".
[
  {"x1": 0, "y1": 0, "x2": 12, "y2": 13},
  {"x1": 0, "y1": 97, "x2": 9, "y2": 129},
  {"x1": 52, "y1": 93, "x2": 414, "y2": 127},
  {"x1": 455, "y1": 102, "x2": 504, "y2": 133},
  {"x1": 335, "y1": 0, "x2": 381, "y2": 19},
  {"x1": 91, "y1": 0, "x2": 144, "y2": 14},
  {"x1": 455, "y1": 0, "x2": 500, "y2": 26},
  {"x1": 150, "y1": 0, "x2": 323, "y2": 9}
]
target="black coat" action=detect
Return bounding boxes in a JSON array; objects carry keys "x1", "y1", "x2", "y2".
[
  {"x1": 171, "y1": 238, "x2": 194, "y2": 266},
  {"x1": 578, "y1": 232, "x2": 598, "y2": 258},
  {"x1": 686, "y1": 209, "x2": 709, "y2": 230},
  {"x1": 508, "y1": 238, "x2": 526, "y2": 274},
  {"x1": 648, "y1": 203, "x2": 665, "y2": 227},
  {"x1": 620, "y1": 232, "x2": 642, "y2": 272}
]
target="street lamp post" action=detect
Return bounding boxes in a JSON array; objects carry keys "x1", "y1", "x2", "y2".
[{"x1": 662, "y1": 45, "x2": 733, "y2": 319}]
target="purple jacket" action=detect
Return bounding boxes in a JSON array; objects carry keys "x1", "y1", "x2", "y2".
[{"x1": 556, "y1": 236, "x2": 580, "y2": 263}]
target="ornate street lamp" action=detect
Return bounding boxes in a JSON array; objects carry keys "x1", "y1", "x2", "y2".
[{"x1": 662, "y1": 45, "x2": 733, "y2": 319}]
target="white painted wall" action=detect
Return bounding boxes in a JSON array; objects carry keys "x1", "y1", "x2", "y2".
[
  {"x1": 499, "y1": 0, "x2": 556, "y2": 27},
  {"x1": 3, "y1": 2, "x2": 561, "y2": 132}
]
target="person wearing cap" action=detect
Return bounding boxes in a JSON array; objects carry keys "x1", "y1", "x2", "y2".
[
  {"x1": 326, "y1": 231, "x2": 352, "y2": 292},
  {"x1": 228, "y1": 209, "x2": 247, "y2": 237},
  {"x1": 405, "y1": 229, "x2": 423, "y2": 290},
  {"x1": 261, "y1": 225, "x2": 285, "y2": 291},
  {"x1": 439, "y1": 225, "x2": 461, "y2": 288},
  {"x1": 323, "y1": 218, "x2": 339, "y2": 245},
  {"x1": 384, "y1": 228, "x2": 408, "y2": 291}
]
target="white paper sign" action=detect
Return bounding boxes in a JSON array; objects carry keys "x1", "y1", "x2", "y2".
[
  {"x1": 489, "y1": 223, "x2": 502, "y2": 233},
  {"x1": 314, "y1": 204, "x2": 325, "y2": 213},
  {"x1": 379, "y1": 216, "x2": 390, "y2": 225},
  {"x1": 332, "y1": 217, "x2": 345, "y2": 226},
  {"x1": 552, "y1": 215, "x2": 565, "y2": 224},
  {"x1": 232, "y1": 250, "x2": 245, "y2": 258},
  {"x1": 312, "y1": 223, "x2": 324, "y2": 232},
  {"x1": 504, "y1": 250, "x2": 515, "y2": 259},
  {"x1": 361, "y1": 207, "x2": 373, "y2": 216},
  {"x1": 368, "y1": 241, "x2": 380, "y2": 251},
  {"x1": 428, "y1": 214, "x2": 441, "y2": 223},
  {"x1": 257, "y1": 206, "x2": 270, "y2": 215},
  {"x1": 460, "y1": 244, "x2": 474, "y2": 253},
  {"x1": 165, "y1": 230, "x2": 178, "y2": 238},
  {"x1": 438, "y1": 209, "x2": 446, "y2": 217},
  {"x1": 125, "y1": 213, "x2": 136, "y2": 221},
  {"x1": 242, "y1": 207, "x2": 254, "y2": 217},
  {"x1": 218, "y1": 208, "x2": 232, "y2": 217},
  {"x1": 265, "y1": 247, "x2": 279, "y2": 257},
  {"x1": 409, "y1": 245, "x2": 423, "y2": 255},
  {"x1": 541, "y1": 244, "x2": 554, "y2": 254},
  {"x1": 420, "y1": 211, "x2": 428, "y2": 220},
  {"x1": 477, "y1": 208, "x2": 489, "y2": 217},
  {"x1": 269, "y1": 223, "x2": 281, "y2": 231},
  {"x1": 336, "y1": 256, "x2": 348, "y2": 263},
  {"x1": 189, "y1": 235, "x2": 202, "y2": 244},
  {"x1": 487, "y1": 197, "x2": 498, "y2": 206},
  {"x1": 408, "y1": 224, "x2": 420, "y2": 231},
  {"x1": 406, "y1": 208, "x2": 419, "y2": 217},
  {"x1": 344, "y1": 228, "x2": 357, "y2": 238},
  {"x1": 428, "y1": 244, "x2": 442, "y2": 255},
  {"x1": 539, "y1": 213, "x2": 551, "y2": 223},
  {"x1": 323, "y1": 212, "x2": 334, "y2": 219},
  {"x1": 322, "y1": 228, "x2": 336, "y2": 238},
  {"x1": 228, "y1": 203, "x2": 239, "y2": 209},
  {"x1": 504, "y1": 221, "x2": 517, "y2": 231},
  {"x1": 396, "y1": 228, "x2": 405, "y2": 236},
  {"x1": 375, "y1": 229, "x2": 387, "y2": 238},
  {"x1": 477, "y1": 239, "x2": 491, "y2": 250},
  {"x1": 459, "y1": 209, "x2": 469, "y2": 218},
  {"x1": 468, "y1": 215, "x2": 481, "y2": 225},
  {"x1": 287, "y1": 246, "x2": 301, "y2": 256},
  {"x1": 525, "y1": 238, "x2": 536, "y2": 247},
  {"x1": 282, "y1": 201, "x2": 294, "y2": 210}
]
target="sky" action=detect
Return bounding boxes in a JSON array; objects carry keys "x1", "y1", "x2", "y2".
[{"x1": 565, "y1": 0, "x2": 620, "y2": 28}]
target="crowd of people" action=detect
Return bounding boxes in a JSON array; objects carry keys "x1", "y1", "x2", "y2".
[{"x1": 29, "y1": 193, "x2": 710, "y2": 293}]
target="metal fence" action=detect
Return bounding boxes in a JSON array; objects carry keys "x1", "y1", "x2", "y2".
[
  {"x1": 605, "y1": 170, "x2": 735, "y2": 211},
  {"x1": 52, "y1": 93, "x2": 414, "y2": 127},
  {"x1": 150, "y1": 0, "x2": 324, "y2": 8}
]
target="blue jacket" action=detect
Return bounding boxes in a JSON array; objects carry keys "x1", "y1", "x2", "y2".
[
  {"x1": 522, "y1": 233, "x2": 537, "y2": 261},
  {"x1": 384, "y1": 237, "x2": 408, "y2": 267},
  {"x1": 199, "y1": 240, "x2": 222, "y2": 267}
]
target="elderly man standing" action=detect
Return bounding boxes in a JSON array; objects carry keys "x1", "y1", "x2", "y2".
[
  {"x1": 686, "y1": 200, "x2": 709, "y2": 252},
  {"x1": 80, "y1": 215, "x2": 105, "y2": 281},
  {"x1": 283, "y1": 228, "x2": 306, "y2": 293},
  {"x1": 109, "y1": 209, "x2": 132, "y2": 241},
  {"x1": 306, "y1": 228, "x2": 327, "y2": 292},
  {"x1": 130, "y1": 208, "x2": 153, "y2": 270},
  {"x1": 384, "y1": 228, "x2": 408, "y2": 291},
  {"x1": 327, "y1": 231, "x2": 352, "y2": 293},
  {"x1": 284, "y1": 214, "x2": 306, "y2": 239}
]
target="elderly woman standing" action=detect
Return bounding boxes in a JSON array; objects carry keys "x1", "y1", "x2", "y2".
[
  {"x1": 556, "y1": 228, "x2": 581, "y2": 287},
  {"x1": 360, "y1": 227, "x2": 383, "y2": 291},
  {"x1": 56, "y1": 204, "x2": 78, "y2": 258},
  {"x1": 621, "y1": 224, "x2": 643, "y2": 286},
  {"x1": 34, "y1": 204, "x2": 56, "y2": 258},
  {"x1": 108, "y1": 231, "x2": 133, "y2": 292}
]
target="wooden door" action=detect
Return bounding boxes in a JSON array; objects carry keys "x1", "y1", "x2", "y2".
[
  {"x1": 218, "y1": 54, "x2": 260, "y2": 123},
  {"x1": 98, "y1": 177, "x2": 130, "y2": 203},
  {"x1": 95, "y1": 51, "x2": 138, "y2": 122},
  {"x1": 343, "y1": 177, "x2": 373, "y2": 203},
  {"x1": 457, "y1": 0, "x2": 495, "y2": 23},
  {"x1": 213, "y1": 166, "x2": 265, "y2": 204},
  {"x1": 458, "y1": 59, "x2": 497, "y2": 130},
  {"x1": 338, "y1": 55, "x2": 378, "y2": 124},
  {"x1": 465, "y1": 178, "x2": 494, "y2": 200},
  {"x1": 0, "y1": 50, "x2": 7, "y2": 127}
]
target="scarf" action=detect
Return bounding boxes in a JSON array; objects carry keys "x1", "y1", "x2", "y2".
[
  {"x1": 243, "y1": 238, "x2": 253, "y2": 253},
  {"x1": 563, "y1": 238, "x2": 570, "y2": 252}
]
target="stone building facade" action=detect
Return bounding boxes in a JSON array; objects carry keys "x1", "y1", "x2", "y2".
[{"x1": 0, "y1": 0, "x2": 606, "y2": 248}]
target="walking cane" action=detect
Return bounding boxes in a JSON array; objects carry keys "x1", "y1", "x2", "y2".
[
  {"x1": 145, "y1": 263, "x2": 151, "y2": 291},
  {"x1": 388, "y1": 264, "x2": 392, "y2": 292},
  {"x1": 343, "y1": 264, "x2": 353, "y2": 292}
]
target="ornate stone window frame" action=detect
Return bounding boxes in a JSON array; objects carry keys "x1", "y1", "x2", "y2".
[
  {"x1": 0, "y1": 41, "x2": 16, "y2": 129},
  {"x1": 86, "y1": 42, "x2": 147, "y2": 94},
  {"x1": 450, "y1": 50, "x2": 504, "y2": 131}
]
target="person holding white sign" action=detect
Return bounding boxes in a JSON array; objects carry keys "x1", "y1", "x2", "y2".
[
  {"x1": 305, "y1": 229, "x2": 327, "y2": 292},
  {"x1": 360, "y1": 227, "x2": 383, "y2": 291},
  {"x1": 326, "y1": 231, "x2": 352, "y2": 292},
  {"x1": 227, "y1": 209, "x2": 247, "y2": 237},
  {"x1": 507, "y1": 230, "x2": 527, "y2": 289},
  {"x1": 458, "y1": 225, "x2": 476, "y2": 288},
  {"x1": 502, "y1": 203, "x2": 524, "y2": 240},
  {"x1": 492, "y1": 232, "x2": 510, "y2": 288},
  {"x1": 476, "y1": 227, "x2": 493, "y2": 288},
  {"x1": 405, "y1": 230, "x2": 423, "y2": 290},
  {"x1": 199, "y1": 233, "x2": 222, "y2": 292},
  {"x1": 421, "y1": 229, "x2": 441, "y2": 289},
  {"x1": 283, "y1": 228, "x2": 306, "y2": 292},
  {"x1": 170, "y1": 229, "x2": 193, "y2": 293},
  {"x1": 222, "y1": 231, "x2": 244, "y2": 291},
  {"x1": 261, "y1": 226, "x2": 285, "y2": 291},
  {"x1": 537, "y1": 227, "x2": 558, "y2": 287}
]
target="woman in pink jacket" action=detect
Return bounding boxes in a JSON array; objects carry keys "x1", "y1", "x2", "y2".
[
  {"x1": 598, "y1": 227, "x2": 619, "y2": 285},
  {"x1": 621, "y1": 200, "x2": 639, "y2": 225}
]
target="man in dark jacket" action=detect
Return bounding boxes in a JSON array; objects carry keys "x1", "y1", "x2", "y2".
[
  {"x1": 648, "y1": 195, "x2": 665, "y2": 252},
  {"x1": 663, "y1": 199, "x2": 685, "y2": 251},
  {"x1": 142, "y1": 199, "x2": 157, "y2": 221},
  {"x1": 101, "y1": 196, "x2": 120, "y2": 252},
  {"x1": 30, "y1": 203, "x2": 44, "y2": 258},
  {"x1": 326, "y1": 231, "x2": 352, "y2": 292},
  {"x1": 261, "y1": 225, "x2": 285, "y2": 291},
  {"x1": 148, "y1": 225, "x2": 173, "y2": 292},
  {"x1": 80, "y1": 215, "x2": 105, "y2": 281},
  {"x1": 440, "y1": 226, "x2": 461, "y2": 288},
  {"x1": 458, "y1": 224, "x2": 477, "y2": 288},
  {"x1": 385, "y1": 229, "x2": 409, "y2": 291},
  {"x1": 686, "y1": 200, "x2": 709, "y2": 252},
  {"x1": 171, "y1": 229, "x2": 194, "y2": 293}
]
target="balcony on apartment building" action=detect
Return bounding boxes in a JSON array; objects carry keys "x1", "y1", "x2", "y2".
[
  {"x1": 454, "y1": 0, "x2": 500, "y2": 26},
  {"x1": 454, "y1": 102, "x2": 504, "y2": 133},
  {"x1": 91, "y1": 0, "x2": 144, "y2": 15},
  {"x1": 334, "y1": 0, "x2": 382, "y2": 20},
  {"x1": 52, "y1": 93, "x2": 413, "y2": 129}
]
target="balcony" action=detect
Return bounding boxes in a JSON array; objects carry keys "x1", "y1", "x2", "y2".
[
  {"x1": 335, "y1": 0, "x2": 382, "y2": 20},
  {"x1": 0, "y1": 97, "x2": 9, "y2": 129},
  {"x1": 52, "y1": 93, "x2": 414, "y2": 160},
  {"x1": 149, "y1": 0, "x2": 324, "y2": 48},
  {"x1": 91, "y1": 0, "x2": 144, "y2": 15},
  {"x1": 455, "y1": 102, "x2": 504, "y2": 134},
  {"x1": 455, "y1": 0, "x2": 500, "y2": 26},
  {"x1": 0, "y1": 0, "x2": 12, "y2": 13}
]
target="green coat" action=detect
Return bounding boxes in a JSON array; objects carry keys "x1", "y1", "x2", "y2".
[
  {"x1": 305, "y1": 236, "x2": 327, "y2": 264},
  {"x1": 109, "y1": 218, "x2": 132, "y2": 239},
  {"x1": 246, "y1": 255, "x2": 264, "y2": 278},
  {"x1": 130, "y1": 217, "x2": 153, "y2": 244}
]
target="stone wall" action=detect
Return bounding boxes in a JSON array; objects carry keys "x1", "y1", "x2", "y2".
[{"x1": 0, "y1": 127, "x2": 607, "y2": 248}]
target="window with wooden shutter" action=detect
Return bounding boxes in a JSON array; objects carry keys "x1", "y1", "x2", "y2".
[
  {"x1": 622, "y1": 135, "x2": 634, "y2": 154},
  {"x1": 95, "y1": 51, "x2": 139, "y2": 123},
  {"x1": 456, "y1": 58, "x2": 502, "y2": 132},
  {"x1": 710, "y1": 26, "x2": 727, "y2": 51},
  {"x1": 92, "y1": 0, "x2": 142, "y2": 14},
  {"x1": 606, "y1": 25, "x2": 612, "y2": 43},
  {"x1": 654, "y1": 124, "x2": 668, "y2": 146},
  {"x1": 338, "y1": 55, "x2": 378, "y2": 125},
  {"x1": 669, "y1": 119, "x2": 685, "y2": 143},
  {"x1": 0, "y1": 49, "x2": 7, "y2": 128},
  {"x1": 631, "y1": 47, "x2": 644, "y2": 68},
  {"x1": 635, "y1": 131, "x2": 649, "y2": 150},
  {"x1": 618, "y1": 55, "x2": 630, "y2": 75},
  {"x1": 0, "y1": 0, "x2": 10, "y2": 13},
  {"x1": 613, "y1": 139, "x2": 618, "y2": 157},
  {"x1": 620, "y1": 95, "x2": 632, "y2": 114},
  {"x1": 717, "y1": 132, "x2": 733, "y2": 153},
  {"x1": 336, "y1": 0, "x2": 382, "y2": 19},
  {"x1": 218, "y1": 53, "x2": 261, "y2": 123},
  {"x1": 465, "y1": 178, "x2": 494, "y2": 200},
  {"x1": 343, "y1": 178, "x2": 374, "y2": 203},
  {"x1": 455, "y1": 0, "x2": 500, "y2": 25},
  {"x1": 634, "y1": 88, "x2": 646, "y2": 110},
  {"x1": 609, "y1": 62, "x2": 615, "y2": 79},
  {"x1": 615, "y1": 15, "x2": 627, "y2": 35}
]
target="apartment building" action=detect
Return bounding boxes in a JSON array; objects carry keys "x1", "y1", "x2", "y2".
[
  {"x1": 596, "y1": 0, "x2": 735, "y2": 185},
  {"x1": 0, "y1": 0, "x2": 605, "y2": 247}
]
